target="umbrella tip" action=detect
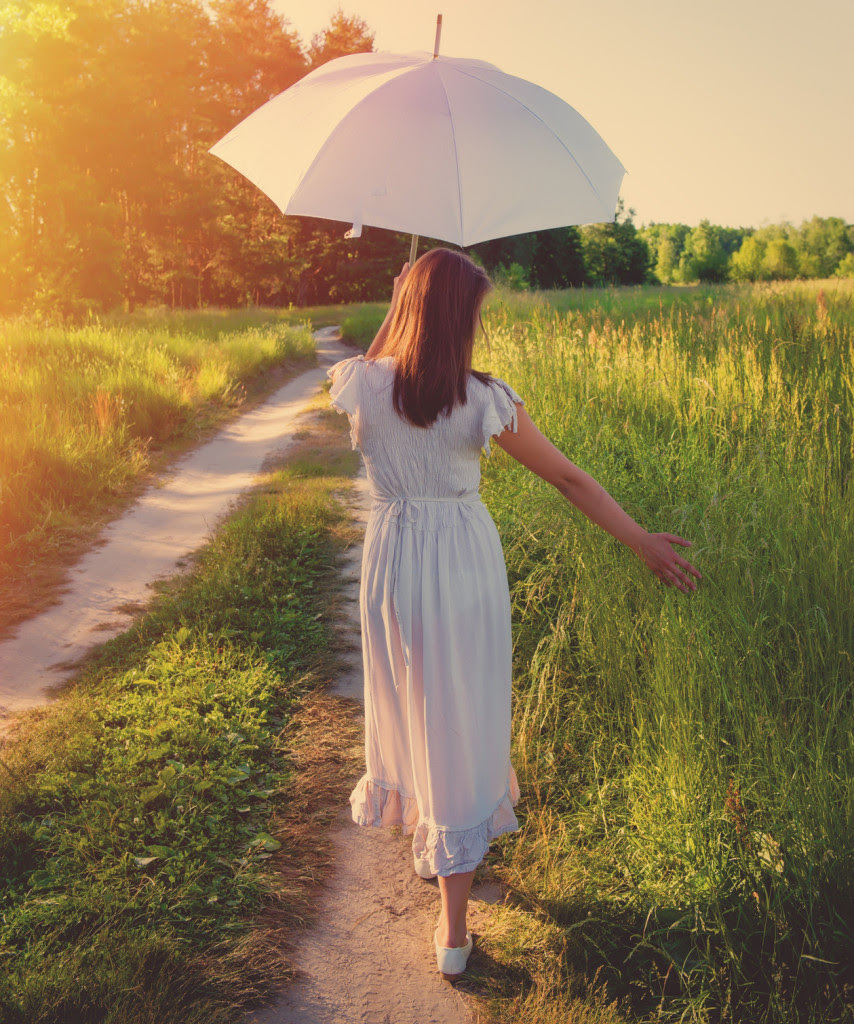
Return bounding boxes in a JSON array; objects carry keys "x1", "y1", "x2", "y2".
[{"x1": 433, "y1": 14, "x2": 442, "y2": 59}]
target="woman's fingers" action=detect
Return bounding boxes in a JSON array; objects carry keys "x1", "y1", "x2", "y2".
[
  {"x1": 661, "y1": 569, "x2": 694, "y2": 593},
  {"x1": 675, "y1": 554, "x2": 703, "y2": 579},
  {"x1": 390, "y1": 263, "x2": 410, "y2": 311}
]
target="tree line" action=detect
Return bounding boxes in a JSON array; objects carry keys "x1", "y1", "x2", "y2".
[
  {"x1": 2, "y1": 1, "x2": 852, "y2": 319},
  {"x1": 476, "y1": 206, "x2": 854, "y2": 291}
]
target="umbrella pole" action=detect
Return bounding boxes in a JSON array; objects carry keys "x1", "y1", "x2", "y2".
[
  {"x1": 406, "y1": 18, "x2": 439, "y2": 268},
  {"x1": 405, "y1": 16, "x2": 442, "y2": 266}
]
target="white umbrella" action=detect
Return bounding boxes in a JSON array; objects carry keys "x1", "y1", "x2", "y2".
[{"x1": 210, "y1": 20, "x2": 625, "y2": 254}]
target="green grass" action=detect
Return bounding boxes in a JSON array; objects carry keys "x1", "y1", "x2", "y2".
[
  {"x1": 0, "y1": 310, "x2": 316, "y2": 581},
  {"x1": 471, "y1": 279, "x2": 854, "y2": 1022},
  {"x1": 339, "y1": 302, "x2": 387, "y2": 349},
  {"x1": 0, "y1": 411, "x2": 361, "y2": 1024}
]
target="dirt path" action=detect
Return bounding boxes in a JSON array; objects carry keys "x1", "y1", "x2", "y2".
[
  {"x1": 0, "y1": 327, "x2": 349, "y2": 722},
  {"x1": 250, "y1": 472, "x2": 498, "y2": 1024}
]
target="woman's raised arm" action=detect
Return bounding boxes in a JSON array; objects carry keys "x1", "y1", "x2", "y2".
[
  {"x1": 494, "y1": 406, "x2": 701, "y2": 593},
  {"x1": 365, "y1": 262, "x2": 410, "y2": 359}
]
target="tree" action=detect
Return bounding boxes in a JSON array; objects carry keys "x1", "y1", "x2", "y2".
[
  {"x1": 796, "y1": 216, "x2": 852, "y2": 278},
  {"x1": 655, "y1": 233, "x2": 679, "y2": 284},
  {"x1": 471, "y1": 232, "x2": 538, "y2": 281},
  {"x1": 761, "y1": 237, "x2": 799, "y2": 280},
  {"x1": 730, "y1": 235, "x2": 765, "y2": 282},
  {"x1": 581, "y1": 200, "x2": 650, "y2": 285},
  {"x1": 835, "y1": 252, "x2": 854, "y2": 278},
  {"x1": 639, "y1": 223, "x2": 690, "y2": 284},
  {"x1": 308, "y1": 9, "x2": 374, "y2": 68},
  {"x1": 681, "y1": 220, "x2": 730, "y2": 283},
  {"x1": 530, "y1": 227, "x2": 586, "y2": 288}
]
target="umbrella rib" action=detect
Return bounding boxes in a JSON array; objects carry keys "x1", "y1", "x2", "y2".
[
  {"x1": 448, "y1": 65, "x2": 612, "y2": 213},
  {"x1": 434, "y1": 64, "x2": 466, "y2": 245}
]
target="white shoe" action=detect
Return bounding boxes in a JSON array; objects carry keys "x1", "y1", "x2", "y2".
[{"x1": 434, "y1": 929, "x2": 473, "y2": 977}]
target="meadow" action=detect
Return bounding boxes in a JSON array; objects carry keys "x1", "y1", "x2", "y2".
[
  {"x1": 0, "y1": 308, "x2": 323, "y2": 628},
  {"x1": 469, "y1": 279, "x2": 854, "y2": 1023}
]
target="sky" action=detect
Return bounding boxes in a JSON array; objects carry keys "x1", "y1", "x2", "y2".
[{"x1": 269, "y1": 0, "x2": 853, "y2": 229}]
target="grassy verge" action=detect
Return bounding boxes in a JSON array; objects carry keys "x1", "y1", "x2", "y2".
[
  {"x1": 339, "y1": 302, "x2": 387, "y2": 349},
  {"x1": 0, "y1": 406, "x2": 363, "y2": 1024},
  {"x1": 469, "y1": 279, "x2": 853, "y2": 1023},
  {"x1": 0, "y1": 309, "x2": 318, "y2": 634}
]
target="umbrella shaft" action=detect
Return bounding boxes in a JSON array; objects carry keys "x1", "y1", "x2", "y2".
[{"x1": 409, "y1": 234, "x2": 419, "y2": 265}]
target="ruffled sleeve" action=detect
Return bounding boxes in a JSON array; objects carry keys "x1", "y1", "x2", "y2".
[
  {"x1": 481, "y1": 378, "x2": 524, "y2": 456},
  {"x1": 327, "y1": 355, "x2": 365, "y2": 449}
]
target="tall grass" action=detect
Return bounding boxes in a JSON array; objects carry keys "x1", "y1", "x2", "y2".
[
  {"x1": 0, "y1": 312, "x2": 315, "y2": 575},
  {"x1": 477, "y1": 280, "x2": 854, "y2": 1022}
]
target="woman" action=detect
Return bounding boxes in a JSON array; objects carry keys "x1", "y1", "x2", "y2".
[{"x1": 328, "y1": 248, "x2": 700, "y2": 978}]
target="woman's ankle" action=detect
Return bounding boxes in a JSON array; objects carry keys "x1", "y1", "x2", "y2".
[{"x1": 436, "y1": 918, "x2": 468, "y2": 948}]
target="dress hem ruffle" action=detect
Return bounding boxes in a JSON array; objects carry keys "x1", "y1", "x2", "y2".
[{"x1": 349, "y1": 770, "x2": 520, "y2": 877}]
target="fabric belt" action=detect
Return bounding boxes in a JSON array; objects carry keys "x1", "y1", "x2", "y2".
[{"x1": 372, "y1": 493, "x2": 480, "y2": 516}]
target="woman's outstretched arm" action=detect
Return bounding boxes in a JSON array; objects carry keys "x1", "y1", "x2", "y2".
[
  {"x1": 494, "y1": 406, "x2": 701, "y2": 593},
  {"x1": 365, "y1": 262, "x2": 410, "y2": 359}
]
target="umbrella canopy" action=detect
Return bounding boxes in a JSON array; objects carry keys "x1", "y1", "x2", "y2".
[{"x1": 210, "y1": 49, "x2": 626, "y2": 248}]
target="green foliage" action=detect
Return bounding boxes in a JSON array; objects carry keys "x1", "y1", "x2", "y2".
[
  {"x1": 492, "y1": 262, "x2": 532, "y2": 291},
  {"x1": 478, "y1": 279, "x2": 854, "y2": 1022},
  {"x1": 730, "y1": 234, "x2": 765, "y2": 281},
  {"x1": 530, "y1": 227, "x2": 586, "y2": 289},
  {"x1": 796, "y1": 216, "x2": 852, "y2": 278},
  {"x1": 679, "y1": 220, "x2": 731, "y2": 282},
  {"x1": 474, "y1": 227, "x2": 586, "y2": 290},
  {"x1": 835, "y1": 252, "x2": 854, "y2": 278},
  {"x1": 580, "y1": 200, "x2": 651, "y2": 285},
  {"x1": 645, "y1": 216, "x2": 853, "y2": 285},
  {"x1": 0, "y1": 450, "x2": 351, "y2": 1022},
  {"x1": 761, "y1": 237, "x2": 800, "y2": 280}
]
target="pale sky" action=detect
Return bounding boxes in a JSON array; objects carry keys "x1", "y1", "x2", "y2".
[{"x1": 270, "y1": 0, "x2": 853, "y2": 229}]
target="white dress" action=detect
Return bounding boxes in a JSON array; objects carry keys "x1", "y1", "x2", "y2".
[{"x1": 328, "y1": 354, "x2": 522, "y2": 877}]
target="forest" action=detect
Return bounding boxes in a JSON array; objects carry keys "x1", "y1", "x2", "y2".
[{"x1": 2, "y1": 0, "x2": 853, "y2": 318}]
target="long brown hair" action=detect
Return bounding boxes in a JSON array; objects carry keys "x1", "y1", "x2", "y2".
[{"x1": 379, "y1": 248, "x2": 492, "y2": 427}]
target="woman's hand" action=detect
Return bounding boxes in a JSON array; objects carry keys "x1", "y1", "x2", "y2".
[
  {"x1": 390, "y1": 261, "x2": 410, "y2": 313},
  {"x1": 635, "y1": 532, "x2": 701, "y2": 593},
  {"x1": 366, "y1": 262, "x2": 411, "y2": 359}
]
